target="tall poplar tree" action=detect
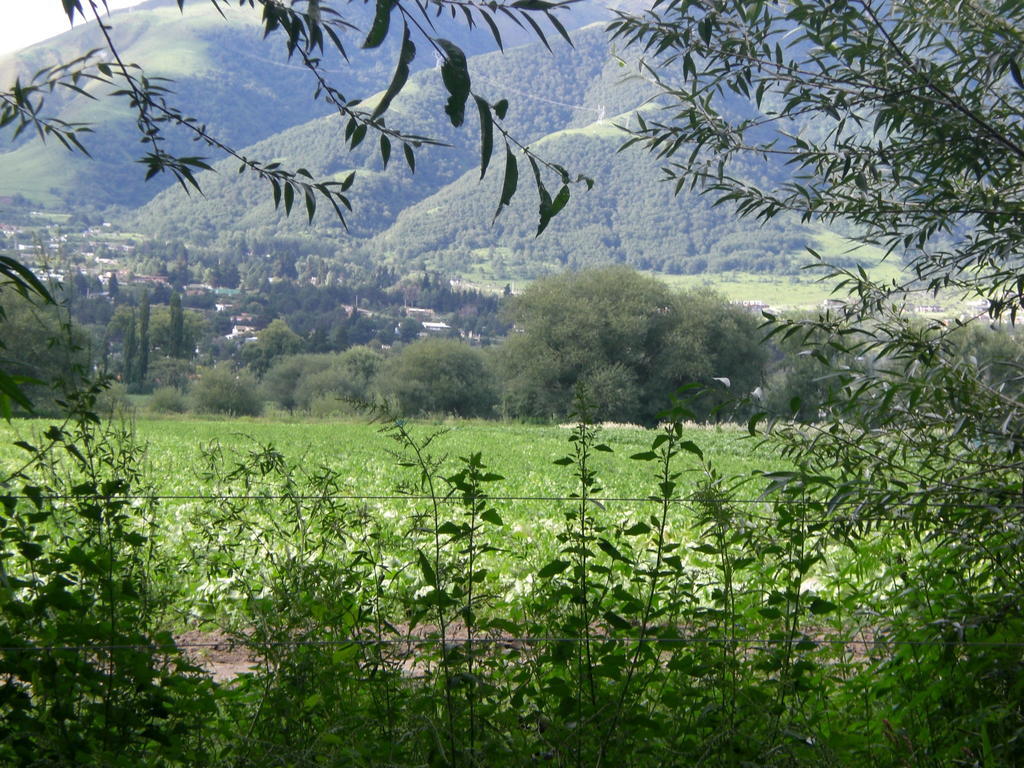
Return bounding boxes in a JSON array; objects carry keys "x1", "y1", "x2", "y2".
[
  {"x1": 169, "y1": 292, "x2": 185, "y2": 360},
  {"x1": 137, "y1": 290, "x2": 150, "y2": 385},
  {"x1": 122, "y1": 309, "x2": 137, "y2": 387}
]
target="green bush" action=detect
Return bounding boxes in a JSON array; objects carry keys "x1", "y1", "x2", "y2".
[
  {"x1": 148, "y1": 385, "x2": 189, "y2": 414},
  {"x1": 376, "y1": 338, "x2": 497, "y2": 418},
  {"x1": 192, "y1": 365, "x2": 263, "y2": 417},
  {"x1": 500, "y1": 267, "x2": 767, "y2": 424}
]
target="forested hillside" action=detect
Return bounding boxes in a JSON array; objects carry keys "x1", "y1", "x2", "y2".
[
  {"x1": 373, "y1": 122, "x2": 814, "y2": 277},
  {"x1": 132, "y1": 24, "x2": 635, "y2": 241},
  {"x1": 0, "y1": 0, "x2": 611, "y2": 211},
  {"x1": 133, "y1": 23, "x2": 818, "y2": 278}
]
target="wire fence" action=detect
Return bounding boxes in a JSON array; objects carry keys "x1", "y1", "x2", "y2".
[
  {"x1": 4, "y1": 635, "x2": 1023, "y2": 656},
  {"x1": 4, "y1": 491, "x2": 1023, "y2": 526},
  {"x1": 3, "y1": 482, "x2": 1022, "y2": 659}
]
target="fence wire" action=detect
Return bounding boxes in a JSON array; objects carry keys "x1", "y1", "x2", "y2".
[
  {"x1": 3, "y1": 491, "x2": 1022, "y2": 528},
  {"x1": 4, "y1": 635, "x2": 1024, "y2": 656}
]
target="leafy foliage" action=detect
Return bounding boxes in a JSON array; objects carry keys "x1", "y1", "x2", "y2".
[
  {"x1": 610, "y1": 0, "x2": 1024, "y2": 761},
  {"x1": 499, "y1": 266, "x2": 766, "y2": 423},
  {"x1": 376, "y1": 337, "x2": 498, "y2": 418},
  {"x1": 12, "y1": 0, "x2": 587, "y2": 230},
  {"x1": 191, "y1": 363, "x2": 263, "y2": 416},
  {"x1": 0, "y1": 290, "x2": 89, "y2": 417},
  {"x1": 0, "y1": 390, "x2": 215, "y2": 765}
]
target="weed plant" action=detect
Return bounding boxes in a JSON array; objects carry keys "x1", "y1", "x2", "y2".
[{"x1": 1, "y1": 391, "x2": 1021, "y2": 766}]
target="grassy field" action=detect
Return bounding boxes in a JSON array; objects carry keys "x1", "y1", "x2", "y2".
[
  {"x1": 1, "y1": 414, "x2": 1014, "y2": 767},
  {"x1": 1, "y1": 415, "x2": 771, "y2": 502},
  {"x1": 0, "y1": 415, "x2": 775, "y2": 593}
]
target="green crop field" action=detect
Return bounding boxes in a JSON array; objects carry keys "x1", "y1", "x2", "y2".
[
  {"x1": 134, "y1": 417, "x2": 767, "y2": 496},
  {"x1": 0, "y1": 417, "x2": 773, "y2": 573},
  {"x1": 2, "y1": 416, "x2": 769, "y2": 499},
  {"x1": 0, "y1": 416, "x2": 778, "y2": 616},
  {"x1": 0, "y1": 413, "x2": 989, "y2": 768}
]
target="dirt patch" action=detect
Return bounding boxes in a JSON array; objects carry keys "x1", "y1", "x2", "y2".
[{"x1": 176, "y1": 630, "x2": 258, "y2": 682}]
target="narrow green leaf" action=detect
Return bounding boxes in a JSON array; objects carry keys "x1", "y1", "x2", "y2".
[
  {"x1": 598, "y1": 539, "x2": 626, "y2": 561},
  {"x1": 437, "y1": 39, "x2": 471, "y2": 127},
  {"x1": 623, "y1": 521, "x2": 651, "y2": 535},
  {"x1": 0, "y1": 255, "x2": 53, "y2": 302},
  {"x1": 0, "y1": 370, "x2": 35, "y2": 413},
  {"x1": 475, "y1": 96, "x2": 493, "y2": 179},
  {"x1": 304, "y1": 188, "x2": 316, "y2": 223},
  {"x1": 362, "y1": 0, "x2": 394, "y2": 49},
  {"x1": 549, "y1": 184, "x2": 570, "y2": 217},
  {"x1": 678, "y1": 440, "x2": 703, "y2": 460},
  {"x1": 417, "y1": 550, "x2": 437, "y2": 587},
  {"x1": 283, "y1": 182, "x2": 294, "y2": 215},
  {"x1": 350, "y1": 123, "x2": 367, "y2": 149},
  {"x1": 537, "y1": 559, "x2": 569, "y2": 578},
  {"x1": 371, "y1": 23, "x2": 414, "y2": 119},
  {"x1": 479, "y1": 11, "x2": 503, "y2": 50},
  {"x1": 494, "y1": 146, "x2": 518, "y2": 219}
]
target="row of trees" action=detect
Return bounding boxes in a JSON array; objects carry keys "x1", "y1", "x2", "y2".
[
  {"x1": 15, "y1": 261, "x2": 1024, "y2": 423},
  {"x1": 53, "y1": 263, "x2": 509, "y2": 383},
  {"x1": 121, "y1": 268, "x2": 770, "y2": 423},
  {"x1": 136, "y1": 266, "x2": 1024, "y2": 426},
  {"x1": 142, "y1": 268, "x2": 770, "y2": 423},
  {"x1": 135, "y1": 267, "x2": 766, "y2": 423}
]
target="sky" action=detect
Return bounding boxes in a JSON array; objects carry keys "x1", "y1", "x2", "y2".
[{"x1": 0, "y1": 0, "x2": 147, "y2": 56}]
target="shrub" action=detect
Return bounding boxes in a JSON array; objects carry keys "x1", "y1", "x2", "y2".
[
  {"x1": 148, "y1": 385, "x2": 189, "y2": 414},
  {"x1": 192, "y1": 365, "x2": 263, "y2": 417},
  {"x1": 375, "y1": 338, "x2": 497, "y2": 418}
]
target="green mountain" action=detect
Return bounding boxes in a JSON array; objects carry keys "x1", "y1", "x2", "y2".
[
  {"x1": 3, "y1": 3, "x2": 828, "y2": 281},
  {"x1": 133, "y1": 23, "x2": 632, "y2": 239},
  {"x1": 370, "y1": 121, "x2": 815, "y2": 279},
  {"x1": 1, "y1": 0, "x2": 608, "y2": 209},
  {"x1": 134, "y1": 23, "x2": 816, "y2": 278}
]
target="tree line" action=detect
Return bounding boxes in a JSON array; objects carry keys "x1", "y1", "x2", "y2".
[{"x1": 10, "y1": 264, "x2": 1019, "y2": 425}]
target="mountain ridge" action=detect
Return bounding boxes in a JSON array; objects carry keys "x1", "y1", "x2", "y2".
[{"x1": 2, "y1": 3, "x2": 843, "y2": 282}]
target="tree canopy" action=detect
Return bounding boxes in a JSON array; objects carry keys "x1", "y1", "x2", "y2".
[
  {"x1": 500, "y1": 266, "x2": 766, "y2": 424},
  {"x1": 377, "y1": 337, "x2": 497, "y2": 418},
  {"x1": 611, "y1": 1, "x2": 1024, "y2": 759},
  {"x1": 610, "y1": 0, "x2": 1024, "y2": 497},
  {"x1": 610, "y1": 0, "x2": 1024, "y2": 311}
]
